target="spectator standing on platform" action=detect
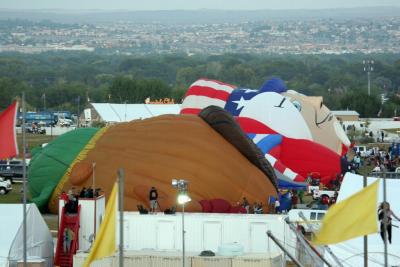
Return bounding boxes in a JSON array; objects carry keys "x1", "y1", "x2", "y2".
[
  {"x1": 149, "y1": 187, "x2": 158, "y2": 214},
  {"x1": 242, "y1": 197, "x2": 250, "y2": 213},
  {"x1": 79, "y1": 187, "x2": 87, "y2": 198},
  {"x1": 275, "y1": 199, "x2": 281, "y2": 214},
  {"x1": 87, "y1": 187, "x2": 94, "y2": 198},
  {"x1": 60, "y1": 191, "x2": 69, "y2": 204},
  {"x1": 67, "y1": 189, "x2": 74, "y2": 201}
]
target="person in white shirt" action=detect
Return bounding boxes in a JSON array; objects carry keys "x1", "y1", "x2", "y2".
[{"x1": 274, "y1": 199, "x2": 280, "y2": 214}]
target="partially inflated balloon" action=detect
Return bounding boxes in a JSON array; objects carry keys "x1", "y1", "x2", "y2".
[
  {"x1": 29, "y1": 109, "x2": 277, "y2": 213},
  {"x1": 180, "y1": 78, "x2": 347, "y2": 185}
]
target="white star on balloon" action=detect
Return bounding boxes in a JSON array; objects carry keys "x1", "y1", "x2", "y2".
[
  {"x1": 233, "y1": 97, "x2": 247, "y2": 110},
  {"x1": 244, "y1": 89, "x2": 257, "y2": 93}
]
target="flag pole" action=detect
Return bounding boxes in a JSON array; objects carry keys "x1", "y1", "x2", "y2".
[
  {"x1": 383, "y1": 171, "x2": 388, "y2": 267},
  {"x1": 363, "y1": 175, "x2": 368, "y2": 267},
  {"x1": 22, "y1": 92, "x2": 27, "y2": 267},
  {"x1": 117, "y1": 168, "x2": 124, "y2": 267},
  {"x1": 92, "y1": 162, "x2": 96, "y2": 194}
]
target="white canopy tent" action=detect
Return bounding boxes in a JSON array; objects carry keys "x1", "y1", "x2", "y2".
[
  {"x1": 89, "y1": 103, "x2": 181, "y2": 123},
  {"x1": 0, "y1": 204, "x2": 53, "y2": 267},
  {"x1": 328, "y1": 173, "x2": 400, "y2": 267}
]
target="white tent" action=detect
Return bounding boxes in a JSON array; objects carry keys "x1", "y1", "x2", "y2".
[
  {"x1": 90, "y1": 103, "x2": 181, "y2": 123},
  {"x1": 0, "y1": 204, "x2": 53, "y2": 267},
  {"x1": 329, "y1": 173, "x2": 400, "y2": 267}
]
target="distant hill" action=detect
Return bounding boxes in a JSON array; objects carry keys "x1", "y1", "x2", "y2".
[{"x1": 0, "y1": 7, "x2": 400, "y2": 24}]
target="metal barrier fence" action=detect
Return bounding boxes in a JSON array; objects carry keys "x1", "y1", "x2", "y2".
[{"x1": 368, "y1": 172, "x2": 400, "y2": 179}]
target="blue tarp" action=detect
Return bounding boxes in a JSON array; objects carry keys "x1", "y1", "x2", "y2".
[
  {"x1": 278, "y1": 178, "x2": 308, "y2": 190},
  {"x1": 275, "y1": 170, "x2": 308, "y2": 190}
]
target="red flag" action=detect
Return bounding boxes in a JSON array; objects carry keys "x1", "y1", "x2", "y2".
[{"x1": 0, "y1": 101, "x2": 19, "y2": 159}]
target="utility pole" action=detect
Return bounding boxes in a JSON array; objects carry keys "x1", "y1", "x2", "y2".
[
  {"x1": 383, "y1": 171, "x2": 388, "y2": 267},
  {"x1": 77, "y1": 96, "x2": 80, "y2": 128},
  {"x1": 363, "y1": 175, "x2": 368, "y2": 267},
  {"x1": 363, "y1": 60, "x2": 374, "y2": 96},
  {"x1": 118, "y1": 169, "x2": 124, "y2": 267},
  {"x1": 43, "y1": 93, "x2": 46, "y2": 111},
  {"x1": 22, "y1": 92, "x2": 27, "y2": 267}
]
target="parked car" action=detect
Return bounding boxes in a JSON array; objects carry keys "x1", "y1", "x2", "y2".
[
  {"x1": 0, "y1": 177, "x2": 12, "y2": 195},
  {"x1": 25, "y1": 126, "x2": 46, "y2": 134},
  {"x1": 312, "y1": 189, "x2": 336, "y2": 200},
  {"x1": 288, "y1": 209, "x2": 327, "y2": 233},
  {"x1": 0, "y1": 160, "x2": 27, "y2": 183}
]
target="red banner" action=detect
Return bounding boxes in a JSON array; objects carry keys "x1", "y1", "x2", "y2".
[{"x1": 0, "y1": 101, "x2": 19, "y2": 159}]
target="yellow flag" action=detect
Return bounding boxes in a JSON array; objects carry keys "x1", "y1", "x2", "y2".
[
  {"x1": 83, "y1": 183, "x2": 118, "y2": 267},
  {"x1": 314, "y1": 180, "x2": 379, "y2": 245}
]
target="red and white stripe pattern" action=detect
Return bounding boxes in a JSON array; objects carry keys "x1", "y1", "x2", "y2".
[
  {"x1": 180, "y1": 79, "x2": 236, "y2": 115},
  {"x1": 264, "y1": 154, "x2": 304, "y2": 182}
]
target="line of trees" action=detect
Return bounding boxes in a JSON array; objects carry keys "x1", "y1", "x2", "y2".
[{"x1": 0, "y1": 51, "x2": 400, "y2": 117}]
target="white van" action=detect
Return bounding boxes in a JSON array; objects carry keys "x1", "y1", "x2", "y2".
[{"x1": 288, "y1": 209, "x2": 327, "y2": 233}]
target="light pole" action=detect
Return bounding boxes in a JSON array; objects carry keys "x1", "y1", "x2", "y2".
[
  {"x1": 77, "y1": 96, "x2": 81, "y2": 128},
  {"x1": 363, "y1": 60, "x2": 374, "y2": 96},
  {"x1": 172, "y1": 179, "x2": 191, "y2": 267}
]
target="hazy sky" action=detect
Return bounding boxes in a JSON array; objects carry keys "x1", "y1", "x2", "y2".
[{"x1": 1, "y1": 0, "x2": 400, "y2": 10}]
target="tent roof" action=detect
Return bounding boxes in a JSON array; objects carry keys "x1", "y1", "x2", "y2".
[
  {"x1": 331, "y1": 110, "x2": 360, "y2": 116},
  {"x1": 91, "y1": 103, "x2": 181, "y2": 122},
  {"x1": 274, "y1": 170, "x2": 308, "y2": 190},
  {"x1": 0, "y1": 204, "x2": 30, "y2": 258}
]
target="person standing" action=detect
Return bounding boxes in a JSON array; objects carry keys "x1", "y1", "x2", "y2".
[
  {"x1": 79, "y1": 187, "x2": 87, "y2": 198},
  {"x1": 258, "y1": 203, "x2": 264, "y2": 214},
  {"x1": 149, "y1": 187, "x2": 158, "y2": 214},
  {"x1": 252, "y1": 202, "x2": 258, "y2": 214},
  {"x1": 274, "y1": 199, "x2": 281, "y2": 214},
  {"x1": 298, "y1": 190, "x2": 304, "y2": 204},
  {"x1": 63, "y1": 228, "x2": 71, "y2": 254},
  {"x1": 242, "y1": 197, "x2": 250, "y2": 214},
  {"x1": 69, "y1": 228, "x2": 75, "y2": 252},
  {"x1": 354, "y1": 153, "x2": 361, "y2": 169},
  {"x1": 378, "y1": 202, "x2": 400, "y2": 244},
  {"x1": 60, "y1": 191, "x2": 69, "y2": 204},
  {"x1": 291, "y1": 191, "x2": 298, "y2": 208}
]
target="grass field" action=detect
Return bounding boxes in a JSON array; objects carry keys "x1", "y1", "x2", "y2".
[
  {"x1": 17, "y1": 133, "x2": 55, "y2": 154},
  {"x1": 0, "y1": 182, "x2": 25, "y2": 203}
]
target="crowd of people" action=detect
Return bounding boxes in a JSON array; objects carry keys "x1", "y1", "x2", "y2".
[
  {"x1": 239, "y1": 189, "x2": 309, "y2": 215},
  {"x1": 370, "y1": 149, "x2": 399, "y2": 173},
  {"x1": 351, "y1": 143, "x2": 400, "y2": 173},
  {"x1": 240, "y1": 197, "x2": 264, "y2": 214}
]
